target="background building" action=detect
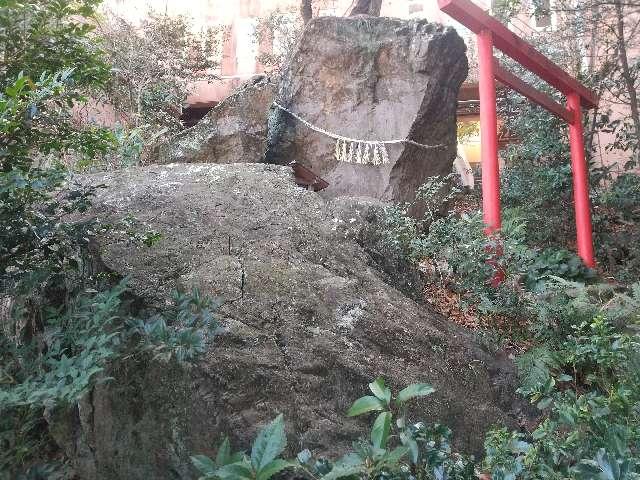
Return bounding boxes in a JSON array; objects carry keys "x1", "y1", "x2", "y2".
[{"x1": 101, "y1": 0, "x2": 631, "y2": 173}]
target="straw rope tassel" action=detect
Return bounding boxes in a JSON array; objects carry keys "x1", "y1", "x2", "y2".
[
  {"x1": 363, "y1": 143, "x2": 371, "y2": 164},
  {"x1": 333, "y1": 139, "x2": 396, "y2": 165},
  {"x1": 381, "y1": 143, "x2": 389, "y2": 164},
  {"x1": 347, "y1": 141, "x2": 355, "y2": 163},
  {"x1": 273, "y1": 102, "x2": 445, "y2": 166}
]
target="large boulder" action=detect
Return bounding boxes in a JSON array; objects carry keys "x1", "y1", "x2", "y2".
[
  {"x1": 53, "y1": 164, "x2": 522, "y2": 480},
  {"x1": 155, "y1": 76, "x2": 276, "y2": 164},
  {"x1": 266, "y1": 17, "x2": 467, "y2": 207}
]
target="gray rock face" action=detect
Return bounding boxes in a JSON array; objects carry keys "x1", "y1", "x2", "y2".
[
  {"x1": 266, "y1": 17, "x2": 467, "y2": 209},
  {"x1": 53, "y1": 164, "x2": 521, "y2": 480},
  {"x1": 155, "y1": 76, "x2": 276, "y2": 164}
]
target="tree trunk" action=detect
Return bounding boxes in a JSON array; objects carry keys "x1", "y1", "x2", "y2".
[
  {"x1": 349, "y1": 0, "x2": 382, "y2": 16},
  {"x1": 301, "y1": 0, "x2": 313, "y2": 24},
  {"x1": 585, "y1": 3, "x2": 602, "y2": 158},
  {"x1": 615, "y1": 0, "x2": 640, "y2": 158}
]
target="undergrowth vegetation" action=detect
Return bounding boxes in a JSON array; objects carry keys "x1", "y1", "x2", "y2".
[
  {"x1": 0, "y1": 2, "x2": 219, "y2": 477},
  {"x1": 191, "y1": 378, "x2": 479, "y2": 480},
  {"x1": 192, "y1": 341, "x2": 640, "y2": 480},
  {"x1": 369, "y1": 62, "x2": 640, "y2": 480},
  {"x1": 370, "y1": 31, "x2": 640, "y2": 480}
]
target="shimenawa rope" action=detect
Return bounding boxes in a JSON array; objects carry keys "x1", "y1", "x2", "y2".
[{"x1": 273, "y1": 101, "x2": 445, "y2": 166}]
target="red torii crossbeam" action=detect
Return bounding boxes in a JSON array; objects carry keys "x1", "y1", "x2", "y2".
[{"x1": 438, "y1": 0, "x2": 598, "y2": 267}]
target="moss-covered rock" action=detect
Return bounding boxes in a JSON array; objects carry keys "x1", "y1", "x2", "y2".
[{"x1": 52, "y1": 163, "x2": 524, "y2": 479}]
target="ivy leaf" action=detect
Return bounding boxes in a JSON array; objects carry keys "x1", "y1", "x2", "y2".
[
  {"x1": 347, "y1": 395, "x2": 385, "y2": 417},
  {"x1": 371, "y1": 411, "x2": 392, "y2": 449},
  {"x1": 397, "y1": 383, "x2": 435, "y2": 404},
  {"x1": 251, "y1": 414, "x2": 287, "y2": 471}
]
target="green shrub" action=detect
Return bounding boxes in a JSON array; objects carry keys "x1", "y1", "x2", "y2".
[
  {"x1": 487, "y1": 315, "x2": 640, "y2": 479},
  {"x1": 381, "y1": 175, "x2": 460, "y2": 259},
  {"x1": 383, "y1": 188, "x2": 594, "y2": 317},
  {"x1": 192, "y1": 378, "x2": 476, "y2": 480},
  {"x1": 598, "y1": 174, "x2": 640, "y2": 221},
  {"x1": 0, "y1": 283, "x2": 128, "y2": 474},
  {"x1": 523, "y1": 249, "x2": 595, "y2": 293},
  {"x1": 528, "y1": 279, "x2": 640, "y2": 343},
  {"x1": 191, "y1": 415, "x2": 296, "y2": 480},
  {"x1": 0, "y1": 69, "x2": 219, "y2": 476},
  {"x1": 500, "y1": 163, "x2": 575, "y2": 248},
  {"x1": 0, "y1": 0, "x2": 109, "y2": 89},
  {"x1": 593, "y1": 173, "x2": 640, "y2": 284},
  {"x1": 1, "y1": 279, "x2": 220, "y2": 474},
  {"x1": 128, "y1": 288, "x2": 220, "y2": 364},
  {"x1": 0, "y1": 0, "x2": 114, "y2": 172}
]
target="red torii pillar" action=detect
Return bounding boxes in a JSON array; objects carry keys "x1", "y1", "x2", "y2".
[{"x1": 438, "y1": 0, "x2": 598, "y2": 267}]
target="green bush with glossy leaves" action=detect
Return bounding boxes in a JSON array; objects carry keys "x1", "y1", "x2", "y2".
[{"x1": 192, "y1": 379, "x2": 476, "y2": 480}]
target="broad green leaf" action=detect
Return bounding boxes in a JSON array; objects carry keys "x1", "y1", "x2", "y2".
[
  {"x1": 346, "y1": 395, "x2": 385, "y2": 417},
  {"x1": 321, "y1": 453, "x2": 363, "y2": 480},
  {"x1": 251, "y1": 414, "x2": 287, "y2": 471},
  {"x1": 537, "y1": 397, "x2": 553, "y2": 410},
  {"x1": 214, "y1": 461, "x2": 254, "y2": 480},
  {"x1": 230, "y1": 452, "x2": 247, "y2": 464},
  {"x1": 383, "y1": 445, "x2": 409, "y2": 464},
  {"x1": 407, "y1": 439, "x2": 419, "y2": 464},
  {"x1": 399, "y1": 431, "x2": 419, "y2": 464},
  {"x1": 370, "y1": 445, "x2": 387, "y2": 460},
  {"x1": 256, "y1": 459, "x2": 297, "y2": 480},
  {"x1": 368, "y1": 377, "x2": 391, "y2": 405},
  {"x1": 396, "y1": 383, "x2": 435, "y2": 404},
  {"x1": 371, "y1": 411, "x2": 392, "y2": 449},
  {"x1": 191, "y1": 455, "x2": 216, "y2": 475},
  {"x1": 321, "y1": 463, "x2": 363, "y2": 480},
  {"x1": 215, "y1": 437, "x2": 233, "y2": 467}
]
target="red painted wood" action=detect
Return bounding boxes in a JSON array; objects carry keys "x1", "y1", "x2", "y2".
[
  {"x1": 438, "y1": 0, "x2": 598, "y2": 109},
  {"x1": 439, "y1": 0, "x2": 599, "y2": 268},
  {"x1": 289, "y1": 161, "x2": 329, "y2": 191},
  {"x1": 567, "y1": 93, "x2": 596, "y2": 267},
  {"x1": 478, "y1": 29, "x2": 501, "y2": 233},
  {"x1": 493, "y1": 59, "x2": 575, "y2": 123}
]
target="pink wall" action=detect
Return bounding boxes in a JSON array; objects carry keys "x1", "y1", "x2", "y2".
[
  {"x1": 101, "y1": 0, "x2": 636, "y2": 172},
  {"x1": 102, "y1": 0, "x2": 487, "y2": 108}
]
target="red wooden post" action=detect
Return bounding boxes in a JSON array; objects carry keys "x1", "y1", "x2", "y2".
[
  {"x1": 439, "y1": 0, "x2": 599, "y2": 268},
  {"x1": 477, "y1": 29, "x2": 501, "y2": 233},
  {"x1": 567, "y1": 92, "x2": 596, "y2": 267}
]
